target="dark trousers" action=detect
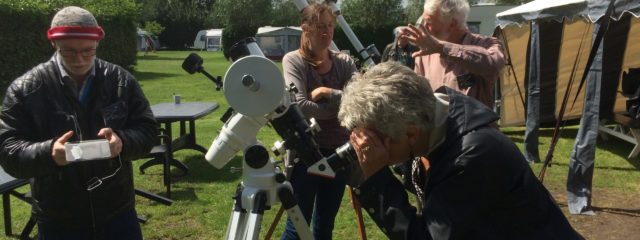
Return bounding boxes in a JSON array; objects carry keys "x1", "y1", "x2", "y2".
[
  {"x1": 281, "y1": 149, "x2": 348, "y2": 240},
  {"x1": 37, "y1": 209, "x2": 142, "y2": 240}
]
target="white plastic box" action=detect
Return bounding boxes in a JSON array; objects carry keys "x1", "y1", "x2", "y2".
[{"x1": 64, "y1": 139, "x2": 111, "y2": 162}]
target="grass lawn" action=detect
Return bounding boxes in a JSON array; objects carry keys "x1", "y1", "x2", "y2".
[{"x1": 3, "y1": 50, "x2": 640, "y2": 239}]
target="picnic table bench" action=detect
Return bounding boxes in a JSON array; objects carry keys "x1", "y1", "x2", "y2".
[
  {"x1": 599, "y1": 113, "x2": 640, "y2": 159},
  {"x1": 0, "y1": 171, "x2": 35, "y2": 238}
]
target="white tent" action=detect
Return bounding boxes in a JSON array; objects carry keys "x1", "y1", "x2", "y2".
[
  {"x1": 255, "y1": 26, "x2": 302, "y2": 61},
  {"x1": 495, "y1": 0, "x2": 640, "y2": 214},
  {"x1": 193, "y1": 29, "x2": 223, "y2": 51}
]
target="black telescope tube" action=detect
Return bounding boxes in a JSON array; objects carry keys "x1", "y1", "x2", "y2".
[
  {"x1": 324, "y1": 142, "x2": 357, "y2": 172},
  {"x1": 269, "y1": 103, "x2": 324, "y2": 167},
  {"x1": 226, "y1": 37, "x2": 263, "y2": 61}
]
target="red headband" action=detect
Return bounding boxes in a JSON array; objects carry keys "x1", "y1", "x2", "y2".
[{"x1": 47, "y1": 26, "x2": 105, "y2": 41}]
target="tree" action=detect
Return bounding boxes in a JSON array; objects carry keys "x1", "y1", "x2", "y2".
[
  {"x1": 214, "y1": 0, "x2": 272, "y2": 56},
  {"x1": 135, "y1": 0, "x2": 161, "y2": 23},
  {"x1": 341, "y1": 0, "x2": 404, "y2": 32},
  {"x1": 333, "y1": 0, "x2": 402, "y2": 58},
  {"x1": 142, "y1": 20, "x2": 165, "y2": 36},
  {"x1": 404, "y1": 0, "x2": 423, "y2": 25},
  {"x1": 214, "y1": 0, "x2": 271, "y2": 29},
  {"x1": 270, "y1": 0, "x2": 299, "y2": 26},
  {"x1": 151, "y1": 0, "x2": 216, "y2": 49}
]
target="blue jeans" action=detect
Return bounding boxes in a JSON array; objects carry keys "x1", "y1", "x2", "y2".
[
  {"x1": 281, "y1": 149, "x2": 348, "y2": 240},
  {"x1": 38, "y1": 208, "x2": 142, "y2": 240}
]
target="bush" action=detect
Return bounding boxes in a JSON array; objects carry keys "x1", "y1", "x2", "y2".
[
  {"x1": 0, "y1": 0, "x2": 138, "y2": 92},
  {"x1": 157, "y1": 18, "x2": 204, "y2": 50}
]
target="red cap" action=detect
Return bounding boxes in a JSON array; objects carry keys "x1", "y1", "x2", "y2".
[{"x1": 47, "y1": 26, "x2": 105, "y2": 41}]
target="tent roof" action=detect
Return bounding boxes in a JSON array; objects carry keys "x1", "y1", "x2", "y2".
[
  {"x1": 204, "y1": 29, "x2": 223, "y2": 37},
  {"x1": 256, "y1": 26, "x2": 301, "y2": 36},
  {"x1": 497, "y1": 0, "x2": 640, "y2": 28}
]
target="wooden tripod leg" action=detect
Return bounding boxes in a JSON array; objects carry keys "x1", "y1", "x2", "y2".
[
  {"x1": 265, "y1": 206, "x2": 286, "y2": 240},
  {"x1": 349, "y1": 187, "x2": 367, "y2": 240}
]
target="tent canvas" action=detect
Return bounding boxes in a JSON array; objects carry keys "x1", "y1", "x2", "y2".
[
  {"x1": 193, "y1": 29, "x2": 223, "y2": 51},
  {"x1": 495, "y1": 0, "x2": 640, "y2": 214},
  {"x1": 255, "y1": 26, "x2": 302, "y2": 61}
]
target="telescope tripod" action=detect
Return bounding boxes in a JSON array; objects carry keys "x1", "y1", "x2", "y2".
[{"x1": 224, "y1": 144, "x2": 313, "y2": 240}]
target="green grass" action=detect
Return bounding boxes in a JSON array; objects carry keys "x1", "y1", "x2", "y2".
[
  {"x1": 502, "y1": 126, "x2": 640, "y2": 193},
  {"x1": 3, "y1": 50, "x2": 640, "y2": 239}
]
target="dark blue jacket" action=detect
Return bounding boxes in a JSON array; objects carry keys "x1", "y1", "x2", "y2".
[{"x1": 354, "y1": 87, "x2": 582, "y2": 239}]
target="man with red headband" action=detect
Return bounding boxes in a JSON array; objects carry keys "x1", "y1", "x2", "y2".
[{"x1": 0, "y1": 6, "x2": 156, "y2": 239}]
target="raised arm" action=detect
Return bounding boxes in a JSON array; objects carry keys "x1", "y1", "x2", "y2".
[{"x1": 440, "y1": 37, "x2": 505, "y2": 82}]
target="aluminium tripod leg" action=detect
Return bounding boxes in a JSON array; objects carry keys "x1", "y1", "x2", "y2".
[
  {"x1": 278, "y1": 185, "x2": 314, "y2": 240},
  {"x1": 244, "y1": 191, "x2": 268, "y2": 240},
  {"x1": 226, "y1": 184, "x2": 248, "y2": 240}
]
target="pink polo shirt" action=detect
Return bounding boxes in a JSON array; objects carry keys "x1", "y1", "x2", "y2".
[{"x1": 415, "y1": 32, "x2": 505, "y2": 109}]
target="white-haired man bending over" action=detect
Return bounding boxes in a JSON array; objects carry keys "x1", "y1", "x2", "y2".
[{"x1": 339, "y1": 62, "x2": 582, "y2": 240}]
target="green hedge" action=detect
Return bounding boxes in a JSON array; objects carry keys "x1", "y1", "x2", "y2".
[{"x1": 0, "y1": 0, "x2": 138, "y2": 92}]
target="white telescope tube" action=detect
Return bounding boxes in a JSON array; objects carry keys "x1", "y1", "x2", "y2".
[{"x1": 205, "y1": 113, "x2": 269, "y2": 169}]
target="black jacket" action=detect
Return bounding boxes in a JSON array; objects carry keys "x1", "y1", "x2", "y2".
[
  {"x1": 381, "y1": 41, "x2": 418, "y2": 70},
  {"x1": 354, "y1": 87, "x2": 582, "y2": 239},
  {"x1": 0, "y1": 56, "x2": 157, "y2": 228}
]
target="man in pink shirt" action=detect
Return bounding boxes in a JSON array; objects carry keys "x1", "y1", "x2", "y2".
[{"x1": 402, "y1": 0, "x2": 505, "y2": 109}]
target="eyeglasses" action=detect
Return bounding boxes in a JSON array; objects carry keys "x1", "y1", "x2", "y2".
[{"x1": 58, "y1": 48, "x2": 97, "y2": 57}]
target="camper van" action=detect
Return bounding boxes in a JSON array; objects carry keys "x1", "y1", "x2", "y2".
[{"x1": 194, "y1": 29, "x2": 223, "y2": 51}]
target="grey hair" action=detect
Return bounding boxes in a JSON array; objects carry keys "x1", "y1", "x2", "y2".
[
  {"x1": 51, "y1": 6, "x2": 99, "y2": 27},
  {"x1": 393, "y1": 26, "x2": 403, "y2": 37},
  {"x1": 338, "y1": 62, "x2": 436, "y2": 140},
  {"x1": 423, "y1": 0, "x2": 469, "y2": 31}
]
